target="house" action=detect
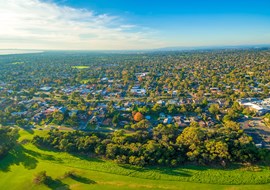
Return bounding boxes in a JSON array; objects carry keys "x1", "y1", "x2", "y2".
[
  {"x1": 217, "y1": 99, "x2": 226, "y2": 107},
  {"x1": 40, "y1": 87, "x2": 52, "y2": 91},
  {"x1": 199, "y1": 120, "x2": 207, "y2": 127},
  {"x1": 78, "y1": 114, "x2": 87, "y2": 121},
  {"x1": 172, "y1": 90, "x2": 178, "y2": 96},
  {"x1": 44, "y1": 107, "x2": 57, "y2": 115},
  {"x1": 130, "y1": 87, "x2": 146, "y2": 95},
  {"x1": 163, "y1": 115, "x2": 173, "y2": 124},
  {"x1": 204, "y1": 93, "x2": 211, "y2": 96},
  {"x1": 159, "y1": 113, "x2": 166, "y2": 119},
  {"x1": 33, "y1": 113, "x2": 45, "y2": 122},
  {"x1": 173, "y1": 116, "x2": 182, "y2": 127},
  {"x1": 157, "y1": 100, "x2": 166, "y2": 106},
  {"x1": 101, "y1": 77, "x2": 108, "y2": 82},
  {"x1": 183, "y1": 119, "x2": 191, "y2": 125},
  {"x1": 58, "y1": 107, "x2": 67, "y2": 113},
  {"x1": 102, "y1": 118, "x2": 112, "y2": 126},
  {"x1": 167, "y1": 99, "x2": 178, "y2": 105},
  {"x1": 210, "y1": 87, "x2": 219, "y2": 93},
  {"x1": 119, "y1": 121, "x2": 129, "y2": 126},
  {"x1": 80, "y1": 89, "x2": 91, "y2": 94},
  {"x1": 238, "y1": 98, "x2": 270, "y2": 116},
  {"x1": 89, "y1": 116, "x2": 99, "y2": 124},
  {"x1": 124, "y1": 102, "x2": 132, "y2": 107},
  {"x1": 11, "y1": 111, "x2": 27, "y2": 117}
]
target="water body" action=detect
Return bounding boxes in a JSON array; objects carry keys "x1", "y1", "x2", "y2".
[{"x1": 0, "y1": 50, "x2": 43, "y2": 55}]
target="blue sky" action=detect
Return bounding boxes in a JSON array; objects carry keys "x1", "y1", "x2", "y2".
[{"x1": 0, "y1": 0, "x2": 270, "y2": 50}]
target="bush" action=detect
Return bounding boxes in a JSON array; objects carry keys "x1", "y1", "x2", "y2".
[
  {"x1": 33, "y1": 171, "x2": 47, "y2": 185},
  {"x1": 62, "y1": 170, "x2": 76, "y2": 179}
]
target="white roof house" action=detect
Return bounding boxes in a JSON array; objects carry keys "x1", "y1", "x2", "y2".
[{"x1": 130, "y1": 87, "x2": 146, "y2": 95}]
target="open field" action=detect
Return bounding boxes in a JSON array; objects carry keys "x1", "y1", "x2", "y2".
[
  {"x1": 0, "y1": 129, "x2": 270, "y2": 190},
  {"x1": 11, "y1": 62, "x2": 24, "y2": 65},
  {"x1": 71, "y1": 66, "x2": 90, "y2": 69}
]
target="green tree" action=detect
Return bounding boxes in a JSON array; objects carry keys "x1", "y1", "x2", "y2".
[{"x1": 209, "y1": 104, "x2": 220, "y2": 115}]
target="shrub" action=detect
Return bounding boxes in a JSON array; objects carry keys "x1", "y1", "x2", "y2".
[{"x1": 33, "y1": 171, "x2": 47, "y2": 185}]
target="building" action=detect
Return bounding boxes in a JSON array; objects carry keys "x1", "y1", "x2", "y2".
[
  {"x1": 40, "y1": 87, "x2": 52, "y2": 91},
  {"x1": 130, "y1": 87, "x2": 146, "y2": 95},
  {"x1": 238, "y1": 98, "x2": 270, "y2": 116}
]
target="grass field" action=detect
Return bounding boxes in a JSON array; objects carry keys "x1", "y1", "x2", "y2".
[
  {"x1": 0, "y1": 129, "x2": 270, "y2": 190},
  {"x1": 71, "y1": 66, "x2": 90, "y2": 69},
  {"x1": 11, "y1": 61, "x2": 24, "y2": 65}
]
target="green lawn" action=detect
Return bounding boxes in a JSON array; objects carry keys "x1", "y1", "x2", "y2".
[
  {"x1": 71, "y1": 66, "x2": 90, "y2": 69},
  {"x1": 0, "y1": 129, "x2": 270, "y2": 190}
]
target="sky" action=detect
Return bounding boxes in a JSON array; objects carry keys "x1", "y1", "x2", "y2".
[{"x1": 0, "y1": 0, "x2": 270, "y2": 50}]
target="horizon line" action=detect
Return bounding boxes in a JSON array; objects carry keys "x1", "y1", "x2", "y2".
[{"x1": 1, "y1": 44, "x2": 270, "y2": 52}]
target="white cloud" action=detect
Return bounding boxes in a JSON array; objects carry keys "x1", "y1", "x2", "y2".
[{"x1": 0, "y1": 0, "x2": 164, "y2": 50}]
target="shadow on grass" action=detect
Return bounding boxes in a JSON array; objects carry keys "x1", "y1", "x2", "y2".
[
  {"x1": 0, "y1": 145, "x2": 38, "y2": 172},
  {"x1": 118, "y1": 163, "x2": 243, "y2": 178},
  {"x1": 23, "y1": 128, "x2": 34, "y2": 134},
  {"x1": 70, "y1": 153, "x2": 105, "y2": 163},
  {"x1": 70, "y1": 174, "x2": 96, "y2": 184},
  {"x1": 120, "y1": 164, "x2": 147, "y2": 172},
  {"x1": 23, "y1": 148, "x2": 63, "y2": 163},
  {"x1": 120, "y1": 164, "x2": 193, "y2": 177},
  {"x1": 34, "y1": 144, "x2": 104, "y2": 164},
  {"x1": 154, "y1": 167, "x2": 192, "y2": 177},
  {"x1": 45, "y1": 177, "x2": 70, "y2": 190}
]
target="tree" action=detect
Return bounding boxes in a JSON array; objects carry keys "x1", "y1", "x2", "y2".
[
  {"x1": 16, "y1": 119, "x2": 28, "y2": 127},
  {"x1": 134, "y1": 112, "x2": 144, "y2": 122},
  {"x1": 205, "y1": 140, "x2": 230, "y2": 162},
  {"x1": 151, "y1": 103, "x2": 162, "y2": 113},
  {"x1": 0, "y1": 127, "x2": 18, "y2": 158},
  {"x1": 195, "y1": 107, "x2": 202, "y2": 115},
  {"x1": 128, "y1": 156, "x2": 146, "y2": 166},
  {"x1": 232, "y1": 102, "x2": 242, "y2": 112},
  {"x1": 202, "y1": 98, "x2": 208, "y2": 107},
  {"x1": 131, "y1": 119, "x2": 151, "y2": 130},
  {"x1": 264, "y1": 113, "x2": 270, "y2": 126},
  {"x1": 112, "y1": 114, "x2": 120, "y2": 127},
  {"x1": 52, "y1": 111, "x2": 64, "y2": 125},
  {"x1": 138, "y1": 106, "x2": 150, "y2": 114},
  {"x1": 209, "y1": 104, "x2": 220, "y2": 115},
  {"x1": 242, "y1": 108, "x2": 255, "y2": 117},
  {"x1": 177, "y1": 126, "x2": 206, "y2": 147},
  {"x1": 176, "y1": 126, "x2": 206, "y2": 162}
]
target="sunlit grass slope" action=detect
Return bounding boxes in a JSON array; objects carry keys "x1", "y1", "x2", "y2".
[{"x1": 0, "y1": 129, "x2": 269, "y2": 190}]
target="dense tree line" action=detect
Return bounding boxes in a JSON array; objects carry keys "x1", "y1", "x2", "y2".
[{"x1": 32, "y1": 121, "x2": 268, "y2": 166}]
